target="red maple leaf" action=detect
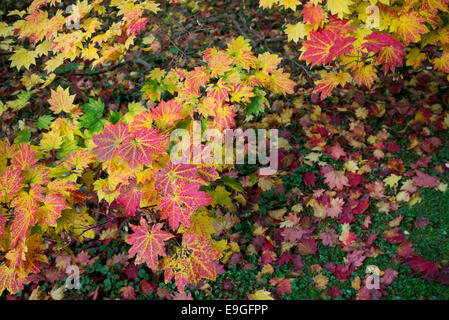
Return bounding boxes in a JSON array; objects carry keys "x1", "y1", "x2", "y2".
[
  {"x1": 300, "y1": 30, "x2": 355, "y2": 66},
  {"x1": 126, "y1": 218, "x2": 174, "y2": 270},
  {"x1": 117, "y1": 182, "x2": 143, "y2": 217},
  {"x1": 412, "y1": 170, "x2": 440, "y2": 188},
  {"x1": 158, "y1": 181, "x2": 212, "y2": 230},
  {"x1": 118, "y1": 128, "x2": 168, "y2": 167},
  {"x1": 92, "y1": 120, "x2": 130, "y2": 162},
  {"x1": 155, "y1": 162, "x2": 205, "y2": 195}
]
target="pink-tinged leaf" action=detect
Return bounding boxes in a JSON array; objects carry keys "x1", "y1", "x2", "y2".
[
  {"x1": 155, "y1": 162, "x2": 205, "y2": 195},
  {"x1": 42, "y1": 193, "x2": 68, "y2": 227},
  {"x1": 185, "y1": 67, "x2": 210, "y2": 90},
  {"x1": 181, "y1": 232, "x2": 220, "y2": 283},
  {"x1": 327, "y1": 197, "x2": 344, "y2": 218},
  {"x1": 92, "y1": 121, "x2": 131, "y2": 162},
  {"x1": 421, "y1": 0, "x2": 449, "y2": 13},
  {"x1": 10, "y1": 184, "x2": 43, "y2": 245},
  {"x1": 412, "y1": 170, "x2": 440, "y2": 188},
  {"x1": 151, "y1": 99, "x2": 183, "y2": 128},
  {"x1": 126, "y1": 219, "x2": 174, "y2": 270},
  {"x1": 158, "y1": 181, "x2": 212, "y2": 231},
  {"x1": 207, "y1": 79, "x2": 230, "y2": 105},
  {"x1": 0, "y1": 265, "x2": 29, "y2": 295},
  {"x1": 118, "y1": 128, "x2": 168, "y2": 167},
  {"x1": 276, "y1": 278, "x2": 293, "y2": 296},
  {"x1": 120, "y1": 286, "x2": 136, "y2": 300},
  {"x1": 172, "y1": 291, "x2": 194, "y2": 300},
  {"x1": 329, "y1": 143, "x2": 346, "y2": 160},
  {"x1": 345, "y1": 250, "x2": 366, "y2": 268},
  {"x1": 11, "y1": 143, "x2": 37, "y2": 171},
  {"x1": 300, "y1": 30, "x2": 355, "y2": 66},
  {"x1": 393, "y1": 12, "x2": 429, "y2": 46},
  {"x1": 324, "y1": 170, "x2": 349, "y2": 190},
  {"x1": 127, "y1": 18, "x2": 148, "y2": 36},
  {"x1": 301, "y1": 2, "x2": 325, "y2": 27},
  {"x1": 319, "y1": 229, "x2": 338, "y2": 247},
  {"x1": 130, "y1": 111, "x2": 153, "y2": 132},
  {"x1": 0, "y1": 167, "x2": 23, "y2": 200},
  {"x1": 117, "y1": 184, "x2": 143, "y2": 217},
  {"x1": 378, "y1": 44, "x2": 406, "y2": 74},
  {"x1": 214, "y1": 103, "x2": 235, "y2": 131},
  {"x1": 362, "y1": 32, "x2": 404, "y2": 53}
]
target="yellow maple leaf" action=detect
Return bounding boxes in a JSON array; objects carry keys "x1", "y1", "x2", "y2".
[
  {"x1": 406, "y1": 48, "x2": 426, "y2": 68},
  {"x1": 278, "y1": 0, "x2": 300, "y2": 10},
  {"x1": 383, "y1": 174, "x2": 401, "y2": 189},
  {"x1": 178, "y1": 209, "x2": 215, "y2": 239},
  {"x1": 48, "y1": 86, "x2": 77, "y2": 114},
  {"x1": 249, "y1": 289, "x2": 275, "y2": 300},
  {"x1": 326, "y1": 0, "x2": 354, "y2": 19},
  {"x1": 10, "y1": 48, "x2": 37, "y2": 71},
  {"x1": 285, "y1": 22, "x2": 307, "y2": 43},
  {"x1": 40, "y1": 130, "x2": 63, "y2": 152},
  {"x1": 259, "y1": 0, "x2": 278, "y2": 9}
]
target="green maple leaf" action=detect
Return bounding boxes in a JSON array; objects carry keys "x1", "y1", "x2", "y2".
[
  {"x1": 79, "y1": 98, "x2": 105, "y2": 133},
  {"x1": 36, "y1": 114, "x2": 54, "y2": 130},
  {"x1": 246, "y1": 95, "x2": 264, "y2": 116}
]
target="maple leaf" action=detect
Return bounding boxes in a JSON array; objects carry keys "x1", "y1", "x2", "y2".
[
  {"x1": 301, "y1": 2, "x2": 326, "y2": 28},
  {"x1": 10, "y1": 185, "x2": 44, "y2": 244},
  {"x1": 151, "y1": 99, "x2": 183, "y2": 129},
  {"x1": 48, "y1": 86, "x2": 77, "y2": 114},
  {"x1": 248, "y1": 289, "x2": 275, "y2": 300},
  {"x1": 226, "y1": 37, "x2": 257, "y2": 70},
  {"x1": 257, "y1": 52, "x2": 282, "y2": 73},
  {"x1": 41, "y1": 193, "x2": 68, "y2": 227},
  {"x1": 412, "y1": 170, "x2": 440, "y2": 188},
  {"x1": 11, "y1": 143, "x2": 37, "y2": 171},
  {"x1": 163, "y1": 232, "x2": 220, "y2": 292},
  {"x1": 270, "y1": 69, "x2": 295, "y2": 95},
  {"x1": 313, "y1": 71, "x2": 351, "y2": 100},
  {"x1": 126, "y1": 218, "x2": 173, "y2": 270},
  {"x1": 313, "y1": 274, "x2": 329, "y2": 290},
  {"x1": 326, "y1": 0, "x2": 354, "y2": 19},
  {"x1": 0, "y1": 265, "x2": 29, "y2": 295},
  {"x1": 339, "y1": 223, "x2": 357, "y2": 247},
  {"x1": 391, "y1": 12, "x2": 429, "y2": 46},
  {"x1": 300, "y1": 30, "x2": 355, "y2": 66},
  {"x1": 117, "y1": 183, "x2": 143, "y2": 217},
  {"x1": 362, "y1": 32, "x2": 404, "y2": 53},
  {"x1": 185, "y1": 67, "x2": 210, "y2": 90},
  {"x1": 285, "y1": 22, "x2": 306, "y2": 43},
  {"x1": 207, "y1": 79, "x2": 230, "y2": 105},
  {"x1": 278, "y1": 0, "x2": 300, "y2": 10},
  {"x1": 324, "y1": 169, "x2": 349, "y2": 190},
  {"x1": 118, "y1": 128, "x2": 167, "y2": 167},
  {"x1": 421, "y1": 0, "x2": 449, "y2": 13},
  {"x1": 433, "y1": 52, "x2": 449, "y2": 73},
  {"x1": 319, "y1": 229, "x2": 338, "y2": 247},
  {"x1": 378, "y1": 47, "x2": 406, "y2": 74},
  {"x1": 158, "y1": 181, "x2": 212, "y2": 230},
  {"x1": 259, "y1": 0, "x2": 277, "y2": 9},
  {"x1": 207, "y1": 51, "x2": 233, "y2": 77},
  {"x1": 327, "y1": 197, "x2": 344, "y2": 218},
  {"x1": 91, "y1": 120, "x2": 131, "y2": 162},
  {"x1": 179, "y1": 209, "x2": 216, "y2": 239},
  {"x1": 155, "y1": 162, "x2": 205, "y2": 195},
  {"x1": 214, "y1": 103, "x2": 236, "y2": 131},
  {"x1": 9, "y1": 48, "x2": 36, "y2": 71},
  {"x1": 353, "y1": 65, "x2": 378, "y2": 89},
  {"x1": 0, "y1": 167, "x2": 23, "y2": 201}
]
